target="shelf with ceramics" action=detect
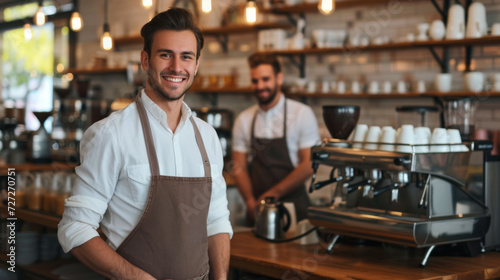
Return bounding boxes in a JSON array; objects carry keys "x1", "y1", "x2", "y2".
[
  {"x1": 256, "y1": 35, "x2": 500, "y2": 56},
  {"x1": 261, "y1": 0, "x2": 426, "y2": 14}
]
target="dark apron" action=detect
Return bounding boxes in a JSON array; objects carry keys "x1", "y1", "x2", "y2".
[
  {"x1": 250, "y1": 99, "x2": 310, "y2": 222},
  {"x1": 112, "y1": 94, "x2": 211, "y2": 280}
]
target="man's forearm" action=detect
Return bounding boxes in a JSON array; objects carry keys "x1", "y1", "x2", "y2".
[
  {"x1": 71, "y1": 236, "x2": 155, "y2": 280},
  {"x1": 208, "y1": 233, "x2": 230, "y2": 280}
]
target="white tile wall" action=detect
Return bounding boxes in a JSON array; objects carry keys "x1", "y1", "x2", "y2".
[{"x1": 73, "y1": 0, "x2": 500, "y2": 133}]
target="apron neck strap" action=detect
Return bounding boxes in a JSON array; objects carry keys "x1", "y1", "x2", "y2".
[
  {"x1": 136, "y1": 93, "x2": 161, "y2": 176},
  {"x1": 190, "y1": 117, "x2": 211, "y2": 177}
]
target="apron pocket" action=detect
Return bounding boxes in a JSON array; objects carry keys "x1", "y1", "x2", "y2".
[{"x1": 126, "y1": 164, "x2": 151, "y2": 208}]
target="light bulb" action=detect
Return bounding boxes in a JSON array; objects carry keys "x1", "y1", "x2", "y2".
[
  {"x1": 201, "y1": 0, "x2": 212, "y2": 13},
  {"x1": 142, "y1": 0, "x2": 153, "y2": 8},
  {"x1": 24, "y1": 24, "x2": 32, "y2": 41},
  {"x1": 245, "y1": 0, "x2": 258, "y2": 24},
  {"x1": 34, "y1": 5, "x2": 46, "y2": 25},
  {"x1": 101, "y1": 23, "x2": 113, "y2": 51},
  {"x1": 70, "y1": 12, "x2": 83, "y2": 31},
  {"x1": 101, "y1": 32, "x2": 113, "y2": 50},
  {"x1": 318, "y1": 0, "x2": 335, "y2": 15}
]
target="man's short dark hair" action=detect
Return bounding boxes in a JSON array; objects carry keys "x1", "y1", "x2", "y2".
[
  {"x1": 247, "y1": 53, "x2": 281, "y2": 74},
  {"x1": 140, "y1": 8, "x2": 204, "y2": 59}
]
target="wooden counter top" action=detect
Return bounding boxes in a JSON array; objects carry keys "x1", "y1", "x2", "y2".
[{"x1": 230, "y1": 232, "x2": 500, "y2": 280}]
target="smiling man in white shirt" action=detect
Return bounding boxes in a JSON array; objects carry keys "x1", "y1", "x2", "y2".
[{"x1": 57, "y1": 8, "x2": 232, "y2": 280}]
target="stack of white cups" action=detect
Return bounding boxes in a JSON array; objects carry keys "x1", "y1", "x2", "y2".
[
  {"x1": 364, "y1": 126, "x2": 381, "y2": 150},
  {"x1": 350, "y1": 124, "x2": 469, "y2": 153},
  {"x1": 396, "y1": 125, "x2": 415, "y2": 153},
  {"x1": 430, "y1": 128, "x2": 451, "y2": 152},
  {"x1": 379, "y1": 126, "x2": 397, "y2": 151}
]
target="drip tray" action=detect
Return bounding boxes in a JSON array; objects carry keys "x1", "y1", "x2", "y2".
[{"x1": 308, "y1": 206, "x2": 490, "y2": 248}]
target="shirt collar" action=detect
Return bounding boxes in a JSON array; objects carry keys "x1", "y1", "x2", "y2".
[{"x1": 139, "y1": 89, "x2": 192, "y2": 132}]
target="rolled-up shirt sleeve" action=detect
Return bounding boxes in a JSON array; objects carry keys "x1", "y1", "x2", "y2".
[{"x1": 57, "y1": 122, "x2": 120, "y2": 252}]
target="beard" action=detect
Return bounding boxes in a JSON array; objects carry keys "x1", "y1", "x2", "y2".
[
  {"x1": 254, "y1": 82, "x2": 278, "y2": 106},
  {"x1": 147, "y1": 69, "x2": 193, "y2": 101}
]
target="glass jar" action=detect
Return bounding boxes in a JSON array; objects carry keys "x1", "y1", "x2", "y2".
[
  {"x1": 27, "y1": 172, "x2": 47, "y2": 211},
  {"x1": 56, "y1": 172, "x2": 75, "y2": 216},
  {"x1": 16, "y1": 171, "x2": 33, "y2": 208},
  {"x1": 42, "y1": 172, "x2": 62, "y2": 213}
]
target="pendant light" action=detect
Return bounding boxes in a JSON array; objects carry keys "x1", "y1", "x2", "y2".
[
  {"x1": 245, "y1": 0, "x2": 258, "y2": 24},
  {"x1": 201, "y1": 0, "x2": 212, "y2": 13},
  {"x1": 70, "y1": 11, "x2": 83, "y2": 31},
  {"x1": 318, "y1": 0, "x2": 335, "y2": 15},
  {"x1": 100, "y1": 0, "x2": 113, "y2": 51},
  {"x1": 24, "y1": 23, "x2": 33, "y2": 41},
  {"x1": 142, "y1": 0, "x2": 153, "y2": 8},
  {"x1": 34, "y1": 1, "x2": 46, "y2": 26}
]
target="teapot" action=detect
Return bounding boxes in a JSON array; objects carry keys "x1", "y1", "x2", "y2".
[{"x1": 254, "y1": 197, "x2": 291, "y2": 241}]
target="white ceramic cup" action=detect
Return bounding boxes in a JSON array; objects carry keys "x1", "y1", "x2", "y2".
[
  {"x1": 491, "y1": 23, "x2": 500, "y2": 36},
  {"x1": 307, "y1": 80, "x2": 317, "y2": 93},
  {"x1": 364, "y1": 126, "x2": 382, "y2": 150},
  {"x1": 435, "y1": 73, "x2": 453, "y2": 93},
  {"x1": 351, "y1": 81, "x2": 361, "y2": 94},
  {"x1": 430, "y1": 128, "x2": 450, "y2": 152},
  {"x1": 368, "y1": 81, "x2": 379, "y2": 94},
  {"x1": 379, "y1": 126, "x2": 396, "y2": 151},
  {"x1": 363, "y1": 127, "x2": 381, "y2": 150},
  {"x1": 464, "y1": 71, "x2": 485, "y2": 92},
  {"x1": 416, "y1": 80, "x2": 426, "y2": 93},
  {"x1": 414, "y1": 127, "x2": 432, "y2": 153},
  {"x1": 397, "y1": 81, "x2": 407, "y2": 94},
  {"x1": 396, "y1": 124, "x2": 415, "y2": 153},
  {"x1": 337, "y1": 81, "x2": 346, "y2": 94},
  {"x1": 321, "y1": 80, "x2": 330, "y2": 93},
  {"x1": 382, "y1": 81, "x2": 392, "y2": 94},
  {"x1": 447, "y1": 129, "x2": 469, "y2": 152},
  {"x1": 352, "y1": 124, "x2": 368, "y2": 148}
]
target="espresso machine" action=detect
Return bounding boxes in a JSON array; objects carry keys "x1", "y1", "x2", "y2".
[{"x1": 308, "y1": 106, "x2": 499, "y2": 267}]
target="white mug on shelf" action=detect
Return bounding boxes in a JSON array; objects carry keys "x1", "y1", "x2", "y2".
[
  {"x1": 435, "y1": 73, "x2": 452, "y2": 93},
  {"x1": 352, "y1": 124, "x2": 368, "y2": 148},
  {"x1": 491, "y1": 23, "x2": 500, "y2": 36},
  {"x1": 364, "y1": 126, "x2": 382, "y2": 150},
  {"x1": 464, "y1": 71, "x2": 485, "y2": 93}
]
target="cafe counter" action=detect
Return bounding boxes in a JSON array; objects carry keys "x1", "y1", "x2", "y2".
[{"x1": 230, "y1": 232, "x2": 500, "y2": 280}]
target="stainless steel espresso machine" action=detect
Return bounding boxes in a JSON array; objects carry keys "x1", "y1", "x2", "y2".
[{"x1": 308, "y1": 107, "x2": 499, "y2": 267}]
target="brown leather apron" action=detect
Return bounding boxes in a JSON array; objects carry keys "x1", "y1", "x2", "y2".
[
  {"x1": 112, "y1": 94, "x2": 211, "y2": 280},
  {"x1": 250, "y1": 99, "x2": 311, "y2": 222}
]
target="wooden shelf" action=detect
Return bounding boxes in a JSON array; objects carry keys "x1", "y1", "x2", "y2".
[
  {"x1": 263, "y1": 0, "x2": 425, "y2": 13},
  {"x1": 63, "y1": 67, "x2": 127, "y2": 75},
  {"x1": 0, "y1": 205, "x2": 62, "y2": 229},
  {"x1": 258, "y1": 36, "x2": 500, "y2": 56},
  {"x1": 0, "y1": 162, "x2": 76, "y2": 175},
  {"x1": 114, "y1": 22, "x2": 293, "y2": 48},
  {"x1": 201, "y1": 22, "x2": 293, "y2": 36}
]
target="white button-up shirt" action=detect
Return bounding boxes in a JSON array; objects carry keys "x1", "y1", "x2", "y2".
[
  {"x1": 232, "y1": 95, "x2": 321, "y2": 166},
  {"x1": 58, "y1": 91, "x2": 233, "y2": 253}
]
